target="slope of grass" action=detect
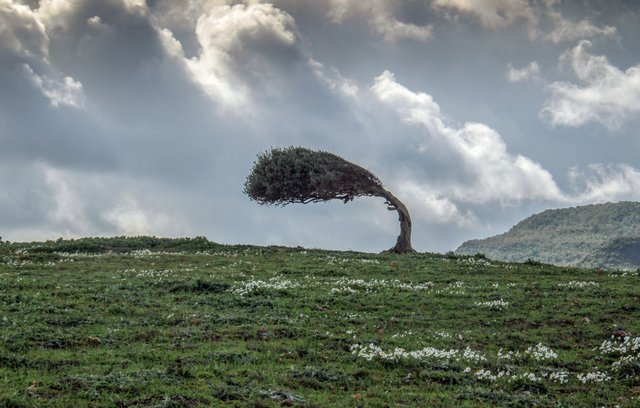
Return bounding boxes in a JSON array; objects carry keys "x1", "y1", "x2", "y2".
[{"x1": 1, "y1": 238, "x2": 639, "y2": 407}]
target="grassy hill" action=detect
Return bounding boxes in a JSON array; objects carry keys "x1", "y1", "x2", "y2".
[
  {"x1": 456, "y1": 201, "x2": 640, "y2": 268},
  {"x1": 1, "y1": 237, "x2": 639, "y2": 407}
]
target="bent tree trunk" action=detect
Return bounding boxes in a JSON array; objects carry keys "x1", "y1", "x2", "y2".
[{"x1": 379, "y1": 189, "x2": 415, "y2": 254}]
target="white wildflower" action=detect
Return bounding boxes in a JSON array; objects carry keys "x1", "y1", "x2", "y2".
[
  {"x1": 549, "y1": 371, "x2": 569, "y2": 384},
  {"x1": 475, "y1": 299, "x2": 509, "y2": 310},
  {"x1": 392, "y1": 330, "x2": 414, "y2": 338},
  {"x1": 611, "y1": 354, "x2": 640, "y2": 372},
  {"x1": 577, "y1": 371, "x2": 611, "y2": 383},
  {"x1": 599, "y1": 336, "x2": 640, "y2": 355},
  {"x1": 558, "y1": 281, "x2": 599, "y2": 288},
  {"x1": 511, "y1": 372, "x2": 542, "y2": 382},
  {"x1": 350, "y1": 343, "x2": 459, "y2": 362},
  {"x1": 525, "y1": 343, "x2": 558, "y2": 361},
  {"x1": 330, "y1": 286, "x2": 357, "y2": 294},
  {"x1": 497, "y1": 348, "x2": 521, "y2": 361},
  {"x1": 229, "y1": 276, "x2": 300, "y2": 296},
  {"x1": 461, "y1": 346, "x2": 487, "y2": 363},
  {"x1": 433, "y1": 331, "x2": 451, "y2": 339}
]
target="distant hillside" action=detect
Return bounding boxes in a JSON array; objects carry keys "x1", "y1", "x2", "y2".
[
  {"x1": 456, "y1": 202, "x2": 640, "y2": 268},
  {"x1": 580, "y1": 237, "x2": 640, "y2": 270}
]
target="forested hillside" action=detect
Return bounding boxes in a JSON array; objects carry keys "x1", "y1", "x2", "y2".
[
  {"x1": 456, "y1": 202, "x2": 640, "y2": 268},
  {"x1": 581, "y1": 237, "x2": 640, "y2": 270}
]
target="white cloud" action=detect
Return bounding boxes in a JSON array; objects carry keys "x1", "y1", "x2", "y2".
[
  {"x1": 371, "y1": 71, "x2": 564, "y2": 206},
  {"x1": 327, "y1": 0, "x2": 433, "y2": 42},
  {"x1": 158, "y1": 27, "x2": 184, "y2": 57},
  {"x1": 541, "y1": 41, "x2": 640, "y2": 129},
  {"x1": 327, "y1": 0, "x2": 349, "y2": 23},
  {"x1": 102, "y1": 196, "x2": 177, "y2": 236},
  {"x1": 371, "y1": 10, "x2": 433, "y2": 42},
  {"x1": 544, "y1": 10, "x2": 617, "y2": 44},
  {"x1": 370, "y1": 70, "x2": 640, "y2": 229},
  {"x1": 1, "y1": 0, "x2": 85, "y2": 109},
  {"x1": 432, "y1": 0, "x2": 536, "y2": 29},
  {"x1": 42, "y1": 164, "x2": 91, "y2": 235},
  {"x1": 151, "y1": 0, "x2": 221, "y2": 32},
  {"x1": 35, "y1": 0, "x2": 79, "y2": 29},
  {"x1": 370, "y1": 70, "x2": 442, "y2": 133},
  {"x1": 87, "y1": 15, "x2": 106, "y2": 29},
  {"x1": 308, "y1": 58, "x2": 359, "y2": 97},
  {"x1": 37, "y1": 164, "x2": 191, "y2": 239},
  {"x1": 183, "y1": 3, "x2": 299, "y2": 108},
  {"x1": 23, "y1": 64, "x2": 85, "y2": 109},
  {"x1": 570, "y1": 164, "x2": 640, "y2": 204},
  {"x1": 398, "y1": 181, "x2": 476, "y2": 226},
  {"x1": 432, "y1": 0, "x2": 618, "y2": 44},
  {"x1": 0, "y1": 0, "x2": 49, "y2": 61},
  {"x1": 194, "y1": 3, "x2": 297, "y2": 52},
  {"x1": 506, "y1": 61, "x2": 540, "y2": 83},
  {"x1": 122, "y1": 0, "x2": 146, "y2": 11}
]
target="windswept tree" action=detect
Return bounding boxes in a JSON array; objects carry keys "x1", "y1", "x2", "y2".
[{"x1": 244, "y1": 147, "x2": 415, "y2": 253}]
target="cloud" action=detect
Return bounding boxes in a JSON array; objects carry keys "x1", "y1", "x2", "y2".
[
  {"x1": 0, "y1": 0, "x2": 48, "y2": 62},
  {"x1": 0, "y1": 0, "x2": 86, "y2": 108},
  {"x1": 1, "y1": 0, "x2": 639, "y2": 253},
  {"x1": 568, "y1": 164, "x2": 640, "y2": 204},
  {"x1": 541, "y1": 41, "x2": 640, "y2": 129},
  {"x1": 397, "y1": 181, "x2": 476, "y2": 226},
  {"x1": 506, "y1": 61, "x2": 540, "y2": 83},
  {"x1": 37, "y1": 163, "x2": 191, "y2": 238},
  {"x1": 371, "y1": 71, "x2": 563, "y2": 206},
  {"x1": 544, "y1": 9, "x2": 617, "y2": 44},
  {"x1": 432, "y1": 0, "x2": 536, "y2": 29},
  {"x1": 102, "y1": 195, "x2": 177, "y2": 236},
  {"x1": 42, "y1": 164, "x2": 91, "y2": 235},
  {"x1": 369, "y1": 70, "x2": 640, "y2": 211},
  {"x1": 308, "y1": 57, "x2": 359, "y2": 97},
  {"x1": 23, "y1": 64, "x2": 86, "y2": 109},
  {"x1": 431, "y1": 0, "x2": 618, "y2": 45},
  {"x1": 370, "y1": 9, "x2": 433, "y2": 43},
  {"x1": 181, "y1": 3, "x2": 301, "y2": 108},
  {"x1": 369, "y1": 68, "x2": 640, "y2": 225},
  {"x1": 327, "y1": 0, "x2": 433, "y2": 42}
]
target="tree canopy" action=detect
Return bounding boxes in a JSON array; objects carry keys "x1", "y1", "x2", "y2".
[
  {"x1": 244, "y1": 147, "x2": 415, "y2": 253},
  {"x1": 244, "y1": 147, "x2": 385, "y2": 205}
]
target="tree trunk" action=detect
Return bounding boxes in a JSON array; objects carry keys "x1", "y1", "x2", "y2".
[{"x1": 379, "y1": 189, "x2": 416, "y2": 254}]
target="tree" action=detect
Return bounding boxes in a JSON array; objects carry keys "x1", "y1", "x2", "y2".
[{"x1": 244, "y1": 147, "x2": 415, "y2": 253}]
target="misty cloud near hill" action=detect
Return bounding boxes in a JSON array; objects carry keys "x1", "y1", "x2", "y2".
[{"x1": 1, "y1": 0, "x2": 640, "y2": 252}]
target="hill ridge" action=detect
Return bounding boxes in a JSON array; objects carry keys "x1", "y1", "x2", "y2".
[{"x1": 455, "y1": 201, "x2": 640, "y2": 269}]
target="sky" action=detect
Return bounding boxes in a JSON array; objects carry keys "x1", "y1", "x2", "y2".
[{"x1": 1, "y1": 0, "x2": 640, "y2": 253}]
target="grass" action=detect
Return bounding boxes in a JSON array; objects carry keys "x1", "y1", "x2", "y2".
[{"x1": 0, "y1": 237, "x2": 639, "y2": 407}]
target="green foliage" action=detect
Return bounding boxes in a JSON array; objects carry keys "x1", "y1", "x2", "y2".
[
  {"x1": 582, "y1": 237, "x2": 640, "y2": 270},
  {"x1": 244, "y1": 147, "x2": 384, "y2": 205},
  {"x1": 5, "y1": 236, "x2": 220, "y2": 254},
  {"x1": 524, "y1": 258, "x2": 543, "y2": 266},
  {"x1": 456, "y1": 201, "x2": 640, "y2": 268},
  {"x1": 1, "y1": 237, "x2": 639, "y2": 406}
]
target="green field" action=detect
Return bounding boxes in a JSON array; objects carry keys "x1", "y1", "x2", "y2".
[{"x1": 1, "y1": 237, "x2": 639, "y2": 407}]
